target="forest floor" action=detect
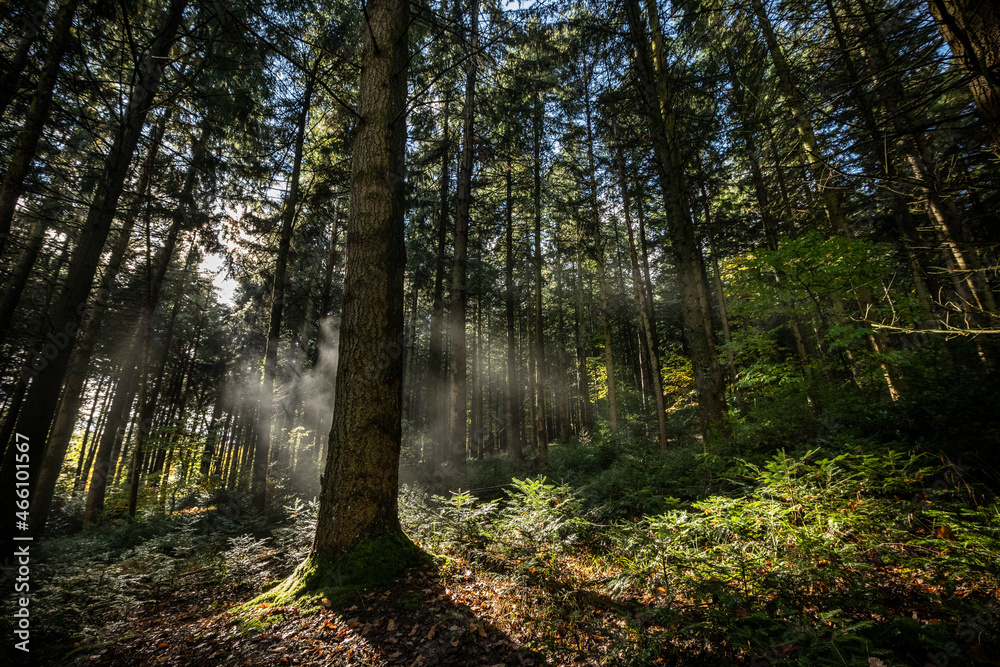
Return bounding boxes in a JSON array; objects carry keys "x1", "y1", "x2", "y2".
[
  {"x1": 7, "y1": 444, "x2": 1000, "y2": 666},
  {"x1": 43, "y1": 532, "x2": 1000, "y2": 667}
]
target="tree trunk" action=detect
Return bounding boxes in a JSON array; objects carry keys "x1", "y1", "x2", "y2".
[
  {"x1": 532, "y1": 105, "x2": 548, "y2": 457},
  {"x1": 613, "y1": 126, "x2": 669, "y2": 450},
  {"x1": 311, "y1": 0, "x2": 414, "y2": 568},
  {"x1": 126, "y1": 246, "x2": 192, "y2": 519},
  {"x1": 78, "y1": 218, "x2": 190, "y2": 527},
  {"x1": 929, "y1": 0, "x2": 1000, "y2": 150},
  {"x1": 623, "y1": 0, "x2": 727, "y2": 432},
  {"x1": 504, "y1": 159, "x2": 523, "y2": 462},
  {"x1": 448, "y1": 0, "x2": 478, "y2": 470},
  {"x1": 3, "y1": 0, "x2": 188, "y2": 542},
  {"x1": 426, "y1": 96, "x2": 450, "y2": 478},
  {"x1": 583, "y1": 62, "x2": 618, "y2": 434},
  {"x1": 0, "y1": 0, "x2": 80, "y2": 260},
  {"x1": 575, "y1": 248, "x2": 593, "y2": 433},
  {"x1": 254, "y1": 63, "x2": 316, "y2": 509}
]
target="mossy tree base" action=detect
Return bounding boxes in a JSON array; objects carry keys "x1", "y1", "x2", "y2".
[{"x1": 239, "y1": 530, "x2": 428, "y2": 615}]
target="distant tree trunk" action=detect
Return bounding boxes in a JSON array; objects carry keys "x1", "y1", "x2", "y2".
[
  {"x1": 80, "y1": 337, "x2": 142, "y2": 526},
  {"x1": 73, "y1": 376, "x2": 114, "y2": 497},
  {"x1": 0, "y1": 0, "x2": 80, "y2": 261},
  {"x1": 127, "y1": 298, "x2": 181, "y2": 518},
  {"x1": 426, "y1": 96, "x2": 450, "y2": 478},
  {"x1": 67, "y1": 374, "x2": 105, "y2": 491},
  {"x1": 574, "y1": 248, "x2": 593, "y2": 433},
  {"x1": 126, "y1": 246, "x2": 193, "y2": 519},
  {"x1": 703, "y1": 200, "x2": 740, "y2": 407},
  {"x1": 448, "y1": 0, "x2": 478, "y2": 470},
  {"x1": 929, "y1": 0, "x2": 1000, "y2": 150},
  {"x1": 504, "y1": 160, "x2": 523, "y2": 462},
  {"x1": 311, "y1": 0, "x2": 413, "y2": 565},
  {"x1": 470, "y1": 295, "x2": 483, "y2": 457},
  {"x1": 554, "y1": 219, "x2": 571, "y2": 443},
  {"x1": 253, "y1": 63, "x2": 316, "y2": 510},
  {"x1": 3, "y1": 0, "x2": 188, "y2": 541},
  {"x1": 613, "y1": 128, "x2": 668, "y2": 450},
  {"x1": 79, "y1": 211, "x2": 190, "y2": 528},
  {"x1": 624, "y1": 0, "x2": 728, "y2": 432},
  {"x1": 532, "y1": 105, "x2": 548, "y2": 457},
  {"x1": 583, "y1": 59, "x2": 618, "y2": 433},
  {"x1": 0, "y1": 0, "x2": 50, "y2": 122}
]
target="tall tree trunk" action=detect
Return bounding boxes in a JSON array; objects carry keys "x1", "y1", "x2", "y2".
[
  {"x1": 127, "y1": 307, "x2": 179, "y2": 518},
  {"x1": 448, "y1": 0, "x2": 478, "y2": 470},
  {"x1": 532, "y1": 104, "x2": 548, "y2": 456},
  {"x1": 3, "y1": 0, "x2": 188, "y2": 542},
  {"x1": 311, "y1": 0, "x2": 413, "y2": 565},
  {"x1": 73, "y1": 375, "x2": 114, "y2": 497},
  {"x1": 624, "y1": 0, "x2": 728, "y2": 432},
  {"x1": 253, "y1": 63, "x2": 316, "y2": 509},
  {"x1": 504, "y1": 160, "x2": 523, "y2": 462},
  {"x1": 583, "y1": 61, "x2": 618, "y2": 434},
  {"x1": 78, "y1": 216, "x2": 190, "y2": 527},
  {"x1": 426, "y1": 96, "x2": 450, "y2": 478},
  {"x1": 613, "y1": 126, "x2": 668, "y2": 450},
  {"x1": 554, "y1": 219, "x2": 571, "y2": 443},
  {"x1": 125, "y1": 245, "x2": 192, "y2": 519},
  {"x1": 0, "y1": 0, "x2": 50, "y2": 122},
  {"x1": 0, "y1": 0, "x2": 80, "y2": 260},
  {"x1": 929, "y1": 0, "x2": 1000, "y2": 150},
  {"x1": 574, "y1": 245, "x2": 594, "y2": 435}
]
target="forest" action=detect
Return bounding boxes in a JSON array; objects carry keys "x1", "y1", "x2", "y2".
[{"x1": 1, "y1": 0, "x2": 1000, "y2": 664}]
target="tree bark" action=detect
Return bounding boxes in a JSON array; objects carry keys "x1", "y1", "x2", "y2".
[
  {"x1": 312, "y1": 0, "x2": 412, "y2": 561},
  {"x1": 448, "y1": 0, "x2": 478, "y2": 470},
  {"x1": 426, "y1": 95, "x2": 450, "y2": 477}
]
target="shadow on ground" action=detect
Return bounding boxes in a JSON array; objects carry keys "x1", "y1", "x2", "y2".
[{"x1": 56, "y1": 562, "x2": 530, "y2": 666}]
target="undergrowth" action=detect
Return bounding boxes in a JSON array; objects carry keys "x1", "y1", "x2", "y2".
[{"x1": 401, "y1": 445, "x2": 1000, "y2": 665}]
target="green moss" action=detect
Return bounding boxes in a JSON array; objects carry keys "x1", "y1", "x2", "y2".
[
  {"x1": 235, "y1": 530, "x2": 427, "y2": 615},
  {"x1": 399, "y1": 590, "x2": 426, "y2": 612}
]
